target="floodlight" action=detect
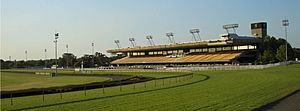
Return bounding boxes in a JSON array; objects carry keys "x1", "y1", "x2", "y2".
[
  {"x1": 146, "y1": 35, "x2": 154, "y2": 45},
  {"x1": 190, "y1": 29, "x2": 200, "y2": 33},
  {"x1": 223, "y1": 24, "x2": 239, "y2": 29},
  {"x1": 166, "y1": 32, "x2": 175, "y2": 43},
  {"x1": 129, "y1": 38, "x2": 136, "y2": 47},
  {"x1": 114, "y1": 40, "x2": 120, "y2": 48},
  {"x1": 129, "y1": 38, "x2": 135, "y2": 41},
  {"x1": 282, "y1": 20, "x2": 289, "y2": 26},
  {"x1": 223, "y1": 24, "x2": 239, "y2": 33},
  {"x1": 146, "y1": 35, "x2": 153, "y2": 39},
  {"x1": 166, "y1": 32, "x2": 174, "y2": 37},
  {"x1": 55, "y1": 33, "x2": 59, "y2": 39},
  {"x1": 190, "y1": 29, "x2": 201, "y2": 41}
]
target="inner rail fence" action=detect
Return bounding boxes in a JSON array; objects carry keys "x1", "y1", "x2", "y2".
[{"x1": 165, "y1": 61, "x2": 299, "y2": 71}]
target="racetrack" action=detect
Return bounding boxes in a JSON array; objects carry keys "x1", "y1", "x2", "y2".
[{"x1": 1, "y1": 64, "x2": 300, "y2": 111}]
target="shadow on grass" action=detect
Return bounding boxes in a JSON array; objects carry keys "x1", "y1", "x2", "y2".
[{"x1": 253, "y1": 89, "x2": 300, "y2": 111}]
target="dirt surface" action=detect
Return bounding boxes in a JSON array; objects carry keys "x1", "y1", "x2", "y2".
[
  {"x1": 57, "y1": 73, "x2": 132, "y2": 81},
  {"x1": 256, "y1": 90, "x2": 300, "y2": 111}
]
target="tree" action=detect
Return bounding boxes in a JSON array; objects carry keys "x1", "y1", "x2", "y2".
[
  {"x1": 36, "y1": 59, "x2": 44, "y2": 66},
  {"x1": 276, "y1": 45, "x2": 286, "y2": 62},
  {"x1": 293, "y1": 48, "x2": 300, "y2": 60},
  {"x1": 59, "y1": 53, "x2": 76, "y2": 68},
  {"x1": 75, "y1": 54, "x2": 93, "y2": 68},
  {"x1": 262, "y1": 49, "x2": 277, "y2": 63},
  {"x1": 260, "y1": 35, "x2": 295, "y2": 64},
  {"x1": 276, "y1": 44, "x2": 295, "y2": 62},
  {"x1": 94, "y1": 52, "x2": 110, "y2": 66},
  {"x1": 263, "y1": 36, "x2": 278, "y2": 53}
]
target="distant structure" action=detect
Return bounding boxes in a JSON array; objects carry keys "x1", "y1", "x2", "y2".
[
  {"x1": 251, "y1": 22, "x2": 267, "y2": 38},
  {"x1": 107, "y1": 22, "x2": 266, "y2": 66}
]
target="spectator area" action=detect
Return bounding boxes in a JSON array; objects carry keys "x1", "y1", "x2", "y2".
[{"x1": 111, "y1": 51, "x2": 242, "y2": 64}]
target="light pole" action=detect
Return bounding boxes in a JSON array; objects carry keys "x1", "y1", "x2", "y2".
[
  {"x1": 66, "y1": 44, "x2": 69, "y2": 69},
  {"x1": 114, "y1": 40, "x2": 120, "y2": 48},
  {"x1": 282, "y1": 19, "x2": 289, "y2": 61},
  {"x1": 190, "y1": 29, "x2": 201, "y2": 41},
  {"x1": 66, "y1": 44, "x2": 69, "y2": 53},
  {"x1": 25, "y1": 50, "x2": 28, "y2": 70},
  {"x1": 146, "y1": 35, "x2": 155, "y2": 46},
  {"x1": 129, "y1": 38, "x2": 136, "y2": 47},
  {"x1": 44, "y1": 49, "x2": 47, "y2": 68},
  {"x1": 54, "y1": 32, "x2": 59, "y2": 76},
  {"x1": 81, "y1": 60, "x2": 84, "y2": 71},
  {"x1": 92, "y1": 43, "x2": 94, "y2": 68},
  {"x1": 166, "y1": 32, "x2": 175, "y2": 44}
]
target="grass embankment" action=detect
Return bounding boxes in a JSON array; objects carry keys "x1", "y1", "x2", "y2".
[{"x1": 1, "y1": 64, "x2": 300, "y2": 111}]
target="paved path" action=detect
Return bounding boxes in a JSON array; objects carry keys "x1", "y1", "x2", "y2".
[{"x1": 259, "y1": 90, "x2": 300, "y2": 111}]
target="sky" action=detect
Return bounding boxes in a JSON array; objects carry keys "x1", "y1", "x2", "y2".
[{"x1": 1, "y1": 0, "x2": 300, "y2": 60}]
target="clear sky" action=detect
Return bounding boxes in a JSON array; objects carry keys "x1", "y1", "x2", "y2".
[{"x1": 1, "y1": 0, "x2": 300, "y2": 60}]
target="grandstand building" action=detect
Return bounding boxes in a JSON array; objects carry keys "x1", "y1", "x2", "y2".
[{"x1": 107, "y1": 22, "x2": 267, "y2": 66}]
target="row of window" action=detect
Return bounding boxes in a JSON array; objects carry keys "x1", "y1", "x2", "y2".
[
  {"x1": 149, "y1": 50, "x2": 184, "y2": 55},
  {"x1": 190, "y1": 45, "x2": 256, "y2": 53},
  {"x1": 131, "y1": 52, "x2": 145, "y2": 56},
  {"x1": 127, "y1": 45, "x2": 256, "y2": 56}
]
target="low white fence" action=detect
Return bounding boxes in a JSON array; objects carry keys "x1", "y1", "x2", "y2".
[
  {"x1": 35, "y1": 72, "x2": 51, "y2": 75},
  {"x1": 76, "y1": 61, "x2": 298, "y2": 72},
  {"x1": 166, "y1": 61, "x2": 298, "y2": 71}
]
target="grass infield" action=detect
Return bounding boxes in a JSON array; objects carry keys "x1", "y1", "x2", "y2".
[{"x1": 1, "y1": 72, "x2": 110, "y2": 91}]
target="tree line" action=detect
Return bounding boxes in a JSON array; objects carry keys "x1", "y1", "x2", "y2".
[
  {"x1": 1, "y1": 52, "x2": 124, "y2": 69},
  {"x1": 260, "y1": 36, "x2": 299, "y2": 64}
]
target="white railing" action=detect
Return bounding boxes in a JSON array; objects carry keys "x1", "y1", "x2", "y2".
[
  {"x1": 76, "y1": 61, "x2": 298, "y2": 72},
  {"x1": 166, "y1": 61, "x2": 298, "y2": 71}
]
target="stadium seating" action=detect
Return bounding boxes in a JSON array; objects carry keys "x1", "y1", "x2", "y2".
[{"x1": 111, "y1": 51, "x2": 243, "y2": 64}]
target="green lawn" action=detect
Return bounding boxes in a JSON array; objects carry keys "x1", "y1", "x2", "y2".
[
  {"x1": 1, "y1": 64, "x2": 300, "y2": 111},
  {"x1": 1, "y1": 72, "x2": 110, "y2": 91}
]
